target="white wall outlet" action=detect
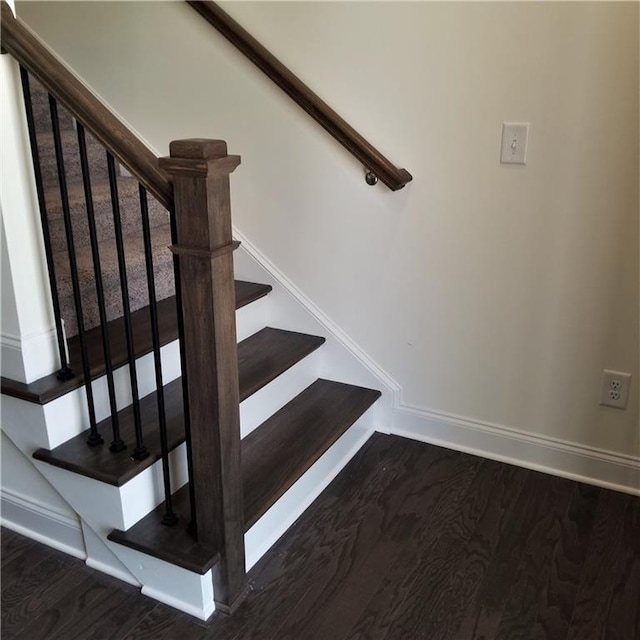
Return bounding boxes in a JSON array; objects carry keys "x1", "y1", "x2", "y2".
[
  {"x1": 500, "y1": 122, "x2": 529, "y2": 165},
  {"x1": 599, "y1": 370, "x2": 632, "y2": 409}
]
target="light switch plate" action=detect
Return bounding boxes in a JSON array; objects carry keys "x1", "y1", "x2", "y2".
[{"x1": 501, "y1": 122, "x2": 529, "y2": 165}]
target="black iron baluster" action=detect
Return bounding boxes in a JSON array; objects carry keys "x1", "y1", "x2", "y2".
[
  {"x1": 76, "y1": 124, "x2": 125, "y2": 453},
  {"x1": 49, "y1": 95, "x2": 103, "y2": 446},
  {"x1": 19, "y1": 68, "x2": 74, "y2": 381},
  {"x1": 139, "y1": 185, "x2": 177, "y2": 525},
  {"x1": 169, "y1": 209, "x2": 197, "y2": 535},
  {"x1": 106, "y1": 152, "x2": 148, "y2": 461}
]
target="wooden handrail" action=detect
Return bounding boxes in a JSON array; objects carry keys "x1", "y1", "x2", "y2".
[
  {"x1": 0, "y1": 1, "x2": 173, "y2": 212},
  {"x1": 187, "y1": 1, "x2": 413, "y2": 192}
]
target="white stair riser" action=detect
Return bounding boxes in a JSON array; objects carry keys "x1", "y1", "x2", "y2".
[
  {"x1": 240, "y1": 349, "x2": 321, "y2": 438},
  {"x1": 245, "y1": 409, "x2": 375, "y2": 570},
  {"x1": 3, "y1": 345, "x2": 323, "y2": 534},
  {"x1": 236, "y1": 295, "x2": 268, "y2": 342},
  {"x1": 31, "y1": 457, "x2": 215, "y2": 621},
  {"x1": 32, "y1": 460, "x2": 215, "y2": 620},
  {"x1": 234, "y1": 242, "x2": 396, "y2": 415},
  {"x1": 35, "y1": 299, "x2": 267, "y2": 450},
  {"x1": 2, "y1": 240, "x2": 389, "y2": 621},
  {"x1": 119, "y1": 442, "x2": 189, "y2": 529},
  {"x1": 115, "y1": 544, "x2": 216, "y2": 621},
  {"x1": 39, "y1": 340, "x2": 182, "y2": 450}
]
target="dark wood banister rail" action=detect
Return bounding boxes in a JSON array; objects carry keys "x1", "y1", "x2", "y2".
[
  {"x1": 187, "y1": 1, "x2": 413, "y2": 192},
  {"x1": 0, "y1": 1, "x2": 173, "y2": 212}
]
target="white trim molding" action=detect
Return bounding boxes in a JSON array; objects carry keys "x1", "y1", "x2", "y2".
[
  {"x1": 0, "y1": 327, "x2": 59, "y2": 383},
  {"x1": 392, "y1": 404, "x2": 640, "y2": 496},
  {"x1": 1, "y1": 487, "x2": 87, "y2": 558},
  {"x1": 233, "y1": 225, "x2": 640, "y2": 496},
  {"x1": 233, "y1": 229, "x2": 400, "y2": 398}
]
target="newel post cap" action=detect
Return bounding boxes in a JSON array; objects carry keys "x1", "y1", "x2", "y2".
[
  {"x1": 159, "y1": 139, "x2": 241, "y2": 176},
  {"x1": 169, "y1": 139, "x2": 228, "y2": 160}
]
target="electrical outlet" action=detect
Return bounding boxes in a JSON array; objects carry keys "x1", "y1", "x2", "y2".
[{"x1": 599, "y1": 370, "x2": 632, "y2": 409}]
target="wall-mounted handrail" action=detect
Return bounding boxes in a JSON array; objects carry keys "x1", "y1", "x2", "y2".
[
  {"x1": 187, "y1": 1, "x2": 413, "y2": 191},
  {"x1": 0, "y1": 1, "x2": 173, "y2": 212}
]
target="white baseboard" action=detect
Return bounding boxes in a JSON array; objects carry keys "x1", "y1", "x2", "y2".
[
  {"x1": 82, "y1": 520, "x2": 140, "y2": 587},
  {"x1": 232, "y1": 228, "x2": 640, "y2": 497},
  {"x1": 85, "y1": 557, "x2": 141, "y2": 586},
  {"x1": 141, "y1": 585, "x2": 216, "y2": 622},
  {"x1": 392, "y1": 405, "x2": 640, "y2": 496},
  {"x1": 0, "y1": 487, "x2": 87, "y2": 558}
]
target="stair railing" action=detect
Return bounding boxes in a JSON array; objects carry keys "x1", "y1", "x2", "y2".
[
  {"x1": 187, "y1": 0, "x2": 413, "y2": 191},
  {"x1": 160, "y1": 140, "x2": 246, "y2": 611},
  {"x1": 2, "y1": 1, "x2": 246, "y2": 610}
]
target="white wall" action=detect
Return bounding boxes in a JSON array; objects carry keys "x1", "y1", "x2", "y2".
[{"x1": 15, "y1": 2, "x2": 638, "y2": 464}]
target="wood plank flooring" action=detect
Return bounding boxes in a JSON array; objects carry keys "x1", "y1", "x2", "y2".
[{"x1": 2, "y1": 434, "x2": 639, "y2": 640}]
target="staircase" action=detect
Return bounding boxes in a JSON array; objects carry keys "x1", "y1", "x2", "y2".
[{"x1": 1, "y1": 65, "x2": 384, "y2": 619}]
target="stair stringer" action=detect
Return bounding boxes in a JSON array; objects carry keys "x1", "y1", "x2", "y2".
[
  {"x1": 1, "y1": 329, "x2": 328, "y2": 619},
  {"x1": 1, "y1": 403, "x2": 216, "y2": 619},
  {"x1": 233, "y1": 229, "x2": 401, "y2": 429},
  {"x1": 1, "y1": 227, "x2": 397, "y2": 620},
  {"x1": 3, "y1": 410, "x2": 215, "y2": 620},
  {"x1": 2, "y1": 296, "x2": 272, "y2": 455},
  {"x1": 34, "y1": 463, "x2": 216, "y2": 620}
]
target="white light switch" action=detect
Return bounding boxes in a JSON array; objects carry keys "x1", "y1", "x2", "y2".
[{"x1": 500, "y1": 122, "x2": 529, "y2": 165}]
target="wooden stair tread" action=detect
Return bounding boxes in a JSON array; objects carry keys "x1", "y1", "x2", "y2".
[
  {"x1": 242, "y1": 379, "x2": 381, "y2": 528},
  {"x1": 108, "y1": 484, "x2": 217, "y2": 575},
  {"x1": 32, "y1": 328, "x2": 325, "y2": 486},
  {"x1": 237, "y1": 328, "x2": 325, "y2": 400},
  {"x1": 108, "y1": 379, "x2": 381, "y2": 574},
  {"x1": 1, "y1": 280, "x2": 272, "y2": 404}
]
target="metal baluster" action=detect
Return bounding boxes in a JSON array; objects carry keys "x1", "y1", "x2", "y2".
[
  {"x1": 49, "y1": 95, "x2": 103, "y2": 446},
  {"x1": 19, "y1": 68, "x2": 73, "y2": 381},
  {"x1": 106, "y1": 153, "x2": 148, "y2": 461},
  {"x1": 76, "y1": 124, "x2": 125, "y2": 453},
  {"x1": 139, "y1": 185, "x2": 177, "y2": 525},
  {"x1": 169, "y1": 209, "x2": 197, "y2": 535}
]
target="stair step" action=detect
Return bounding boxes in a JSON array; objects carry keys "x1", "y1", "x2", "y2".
[
  {"x1": 107, "y1": 379, "x2": 381, "y2": 574},
  {"x1": 45, "y1": 176, "x2": 169, "y2": 254},
  {"x1": 32, "y1": 328, "x2": 326, "y2": 486},
  {"x1": 36, "y1": 127, "x2": 112, "y2": 187},
  {"x1": 242, "y1": 379, "x2": 381, "y2": 528},
  {"x1": 0, "y1": 280, "x2": 272, "y2": 404},
  {"x1": 53, "y1": 223, "x2": 175, "y2": 337}
]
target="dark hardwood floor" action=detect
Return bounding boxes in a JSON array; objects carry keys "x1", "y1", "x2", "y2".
[{"x1": 2, "y1": 434, "x2": 639, "y2": 639}]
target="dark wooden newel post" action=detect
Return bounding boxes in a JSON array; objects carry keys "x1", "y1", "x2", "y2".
[{"x1": 159, "y1": 139, "x2": 246, "y2": 613}]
